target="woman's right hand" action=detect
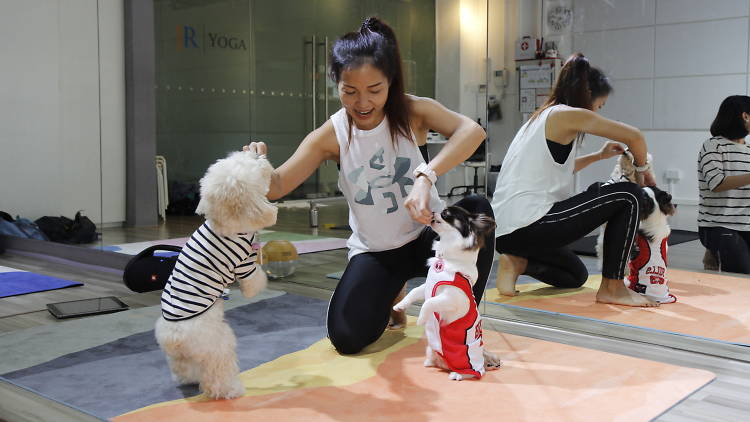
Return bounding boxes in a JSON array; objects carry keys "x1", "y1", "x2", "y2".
[
  {"x1": 243, "y1": 141, "x2": 268, "y2": 156},
  {"x1": 636, "y1": 170, "x2": 656, "y2": 187}
]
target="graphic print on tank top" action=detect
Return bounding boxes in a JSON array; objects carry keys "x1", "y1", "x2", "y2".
[{"x1": 346, "y1": 146, "x2": 414, "y2": 214}]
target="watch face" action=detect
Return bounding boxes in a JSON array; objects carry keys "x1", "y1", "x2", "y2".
[{"x1": 547, "y1": 6, "x2": 572, "y2": 32}]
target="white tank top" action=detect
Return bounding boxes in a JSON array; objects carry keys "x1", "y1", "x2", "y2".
[
  {"x1": 331, "y1": 108, "x2": 444, "y2": 258},
  {"x1": 491, "y1": 104, "x2": 576, "y2": 237}
]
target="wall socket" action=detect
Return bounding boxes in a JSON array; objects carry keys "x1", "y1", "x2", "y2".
[{"x1": 664, "y1": 168, "x2": 683, "y2": 181}]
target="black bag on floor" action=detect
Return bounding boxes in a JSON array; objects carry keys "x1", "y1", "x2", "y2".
[
  {"x1": 35, "y1": 215, "x2": 74, "y2": 242},
  {"x1": 123, "y1": 245, "x2": 182, "y2": 293},
  {"x1": 68, "y1": 211, "x2": 97, "y2": 244},
  {"x1": 34, "y1": 211, "x2": 97, "y2": 244}
]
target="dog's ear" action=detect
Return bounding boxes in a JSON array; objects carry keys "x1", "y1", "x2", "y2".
[
  {"x1": 639, "y1": 188, "x2": 655, "y2": 218},
  {"x1": 471, "y1": 214, "x2": 496, "y2": 235},
  {"x1": 656, "y1": 189, "x2": 672, "y2": 205}
]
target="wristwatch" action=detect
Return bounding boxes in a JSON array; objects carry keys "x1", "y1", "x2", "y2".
[{"x1": 413, "y1": 163, "x2": 437, "y2": 184}]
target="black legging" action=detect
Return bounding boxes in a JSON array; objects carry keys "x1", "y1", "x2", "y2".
[
  {"x1": 327, "y1": 195, "x2": 495, "y2": 355},
  {"x1": 699, "y1": 226, "x2": 750, "y2": 274},
  {"x1": 496, "y1": 182, "x2": 644, "y2": 286}
]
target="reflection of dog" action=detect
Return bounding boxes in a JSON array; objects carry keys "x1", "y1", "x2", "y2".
[
  {"x1": 596, "y1": 149, "x2": 656, "y2": 269},
  {"x1": 626, "y1": 186, "x2": 677, "y2": 303},
  {"x1": 155, "y1": 151, "x2": 277, "y2": 399},
  {"x1": 393, "y1": 206, "x2": 497, "y2": 380}
]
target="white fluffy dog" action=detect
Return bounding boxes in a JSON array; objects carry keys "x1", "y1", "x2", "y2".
[
  {"x1": 393, "y1": 206, "x2": 498, "y2": 381},
  {"x1": 155, "y1": 150, "x2": 277, "y2": 399}
]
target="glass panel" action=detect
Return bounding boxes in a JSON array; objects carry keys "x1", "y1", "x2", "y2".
[
  {"x1": 143, "y1": 0, "x2": 254, "y2": 247},
  {"x1": 249, "y1": 0, "x2": 361, "y2": 199},
  {"x1": 250, "y1": 0, "x2": 317, "y2": 199},
  {"x1": 360, "y1": 0, "x2": 436, "y2": 98}
]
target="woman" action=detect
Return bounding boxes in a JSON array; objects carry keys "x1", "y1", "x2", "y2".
[
  {"x1": 491, "y1": 53, "x2": 658, "y2": 307},
  {"x1": 245, "y1": 17, "x2": 497, "y2": 355},
  {"x1": 698, "y1": 95, "x2": 750, "y2": 274}
]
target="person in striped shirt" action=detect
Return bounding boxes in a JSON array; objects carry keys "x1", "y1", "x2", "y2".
[{"x1": 697, "y1": 95, "x2": 750, "y2": 274}]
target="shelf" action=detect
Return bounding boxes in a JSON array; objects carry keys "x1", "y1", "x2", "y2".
[{"x1": 515, "y1": 57, "x2": 562, "y2": 62}]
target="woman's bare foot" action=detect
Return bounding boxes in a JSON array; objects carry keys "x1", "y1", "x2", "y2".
[
  {"x1": 388, "y1": 287, "x2": 407, "y2": 329},
  {"x1": 496, "y1": 254, "x2": 527, "y2": 296},
  {"x1": 596, "y1": 278, "x2": 659, "y2": 307}
]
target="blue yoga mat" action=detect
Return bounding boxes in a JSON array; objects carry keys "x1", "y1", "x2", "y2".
[{"x1": 0, "y1": 271, "x2": 83, "y2": 298}]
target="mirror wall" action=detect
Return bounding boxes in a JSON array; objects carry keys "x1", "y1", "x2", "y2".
[
  {"x1": 2, "y1": 0, "x2": 749, "y2": 357},
  {"x1": 480, "y1": 0, "x2": 750, "y2": 356}
]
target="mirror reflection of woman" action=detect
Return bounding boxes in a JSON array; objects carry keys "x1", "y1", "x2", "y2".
[
  {"x1": 246, "y1": 17, "x2": 499, "y2": 363},
  {"x1": 698, "y1": 95, "x2": 750, "y2": 274},
  {"x1": 492, "y1": 53, "x2": 658, "y2": 307}
]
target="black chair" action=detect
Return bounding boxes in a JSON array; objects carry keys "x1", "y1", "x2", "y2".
[{"x1": 448, "y1": 141, "x2": 486, "y2": 197}]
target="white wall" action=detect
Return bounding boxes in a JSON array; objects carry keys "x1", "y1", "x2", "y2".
[
  {"x1": 436, "y1": 0, "x2": 489, "y2": 119},
  {"x1": 571, "y1": 0, "x2": 750, "y2": 231},
  {"x1": 0, "y1": 0, "x2": 125, "y2": 225},
  {"x1": 484, "y1": 0, "x2": 549, "y2": 178},
  {"x1": 435, "y1": 0, "x2": 491, "y2": 193}
]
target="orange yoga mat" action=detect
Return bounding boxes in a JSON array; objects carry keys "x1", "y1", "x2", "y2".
[
  {"x1": 486, "y1": 269, "x2": 750, "y2": 344},
  {"x1": 115, "y1": 321, "x2": 713, "y2": 422}
]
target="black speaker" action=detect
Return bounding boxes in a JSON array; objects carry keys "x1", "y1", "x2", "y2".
[{"x1": 122, "y1": 245, "x2": 182, "y2": 293}]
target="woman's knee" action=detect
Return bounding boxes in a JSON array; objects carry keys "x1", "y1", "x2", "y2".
[
  {"x1": 326, "y1": 302, "x2": 384, "y2": 355},
  {"x1": 570, "y1": 264, "x2": 588, "y2": 288},
  {"x1": 328, "y1": 330, "x2": 368, "y2": 355}
]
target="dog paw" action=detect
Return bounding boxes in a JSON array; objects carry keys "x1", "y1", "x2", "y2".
[
  {"x1": 416, "y1": 309, "x2": 431, "y2": 326},
  {"x1": 449, "y1": 372, "x2": 474, "y2": 381},
  {"x1": 449, "y1": 372, "x2": 463, "y2": 381},
  {"x1": 483, "y1": 349, "x2": 503, "y2": 369},
  {"x1": 239, "y1": 271, "x2": 267, "y2": 298},
  {"x1": 204, "y1": 380, "x2": 245, "y2": 400},
  {"x1": 388, "y1": 307, "x2": 407, "y2": 330}
]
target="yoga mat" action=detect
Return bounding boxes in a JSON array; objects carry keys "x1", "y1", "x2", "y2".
[
  {"x1": 486, "y1": 269, "x2": 750, "y2": 345},
  {"x1": 103, "y1": 230, "x2": 347, "y2": 256},
  {"x1": 0, "y1": 265, "x2": 83, "y2": 298},
  {"x1": 570, "y1": 230, "x2": 700, "y2": 257},
  {"x1": 2, "y1": 291, "x2": 714, "y2": 421},
  {"x1": 114, "y1": 320, "x2": 713, "y2": 422},
  {"x1": 2, "y1": 292, "x2": 327, "y2": 419}
]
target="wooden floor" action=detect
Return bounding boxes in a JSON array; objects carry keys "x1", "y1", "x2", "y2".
[{"x1": 1, "y1": 204, "x2": 748, "y2": 421}]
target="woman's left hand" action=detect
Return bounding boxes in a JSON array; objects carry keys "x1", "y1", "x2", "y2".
[
  {"x1": 404, "y1": 176, "x2": 434, "y2": 225},
  {"x1": 598, "y1": 141, "x2": 626, "y2": 160}
]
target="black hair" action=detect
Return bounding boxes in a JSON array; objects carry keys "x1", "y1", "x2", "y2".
[
  {"x1": 710, "y1": 95, "x2": 750, "y2": 140},
  {"x1": 530, "y1": 53, "x2": 613, "y2": 123},
  {"x1": 329, "y1": 16, "x2": 412, "y2": 144}
]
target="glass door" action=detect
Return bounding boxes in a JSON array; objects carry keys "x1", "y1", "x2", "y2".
[
  {"x1": 249, "y1": 0, "x2": 360, "y2": 199},
  {"x1": 153, "y1": 0, "x2": 253, "y2": 241},
  {"x1": 249, "y1": 0, "x2": 436, "y2": 199},
  {"x1": 154, "y1": 0, "x2": 438, "y2": 207}
]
